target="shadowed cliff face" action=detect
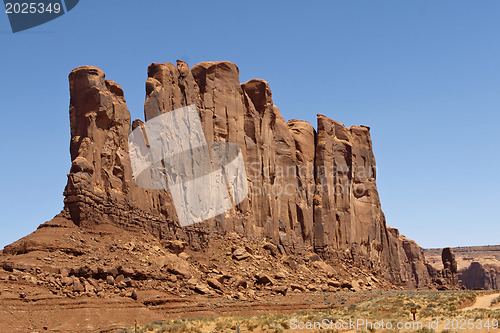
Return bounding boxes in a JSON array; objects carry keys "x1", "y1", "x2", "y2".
[
  {"x1": 459, "y1": 262, "x2": 499, "y2": 290},
  {"x1": 63, "y1": 61, "x2": 430, "y2": 287}
]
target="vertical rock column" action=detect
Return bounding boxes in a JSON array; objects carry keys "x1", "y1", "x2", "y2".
[{"x1": 64, "y1": 66, "x2": 132, "y2": 227}]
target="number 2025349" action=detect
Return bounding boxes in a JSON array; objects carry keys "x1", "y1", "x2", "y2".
[{"x1": 5, "y1": 2, "x2": 62, "y2": 14}]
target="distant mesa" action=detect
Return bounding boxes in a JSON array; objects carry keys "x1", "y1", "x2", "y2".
[{"x1": 425, "y1": 245, "x2": 500, "y2": 290}]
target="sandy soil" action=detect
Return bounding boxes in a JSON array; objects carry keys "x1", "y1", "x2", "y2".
[
  {"x1": 461, "y1": 292, "x2": 500, "y2": 311},
  {"x1": 0, "y1": 287, "x2": 359, "y2": 332}
]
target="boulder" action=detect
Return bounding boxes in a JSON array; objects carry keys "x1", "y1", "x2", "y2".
[
  {"x1": 121, "y1": 268, "x2": 135, "y2": 277},
  {"x1": 163, "y1": 240, "x2": 187, "y2": 255},
  {"x1": 263, "y1": 243, "x2": 279, "y2": 257},
  {"x1": 234, "y1": 277, "x2": 248, "y2": 289},
  {"x1": 255, "y1": 273, "x2": 273, "y2": 286},
  {"x1": 232, "y1": 248, "x2": 251, "y2": 261},
  {"x1": 115, "y1": 274, "x2": 125, "y2": 284},
  {"x1": 290, "y1": 284, "x2": 305, "y2": 292},
  {"x1": 272, "y1": 285, "x2": 288, "y2": 296},
  {"x1": 156, "y1": 253, "x2": 191, "y2": 279},
  {"x1": 61, "y1": 277, "x2": 73, "y2": 286},
  {"x1": 84, "y1": 281, "x2": 95, "y2": 293},
  {"x1": 207, "y1": 278, "x2": 222, "y2": 290},
  {"x1": 312, "y1": 261, "x2": 335, "y2": 276},
  {"x1": 194, "y1": 284, "x2": 211, "y2": 295},
  {"x1": 73, "y1": 281, "x2": 84, "y2": 292},
  {"x1": 351, "y1": 280, "x2": 361, "y2": 292},
  {"x1": 341, "y1": 281, "x2": 352, "y2": 289},
  {"x1": 106, "y1": 275, "x2": 115, "y2": 285},
  {"x1": 60, "y1": 267, "x2": 70, "y2": 278},
  {"x1": 327, "y1": 280, "x2": 341, "y2": 288},
  {"x1": 306, "y1": 284, "x2": 318, "y2": 291},
  {"x1": 1, "y1": 262, "x2": 14, "y2": 272}
]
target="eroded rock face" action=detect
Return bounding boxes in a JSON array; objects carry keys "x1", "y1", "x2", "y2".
[
  {"x1": 385, "y1": 227, "x2": 431, "y2": 287},
  {"x1": 440, "y1": 247, "x2": 459, "y2": 286},
  {"x1": 459, "y1": 262, "x2": 499, "y2": 290},
  {"x1": 62, "y1": 61, "x2": 430, "y2": 287},
  {"x1": 442, "y1": 247, "x2": 458, "y2": 274},
  {"x1": 64, "y1": 66, "x2": 192, "y2": 247}
]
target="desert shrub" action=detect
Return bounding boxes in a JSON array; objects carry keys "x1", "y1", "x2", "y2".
[
  {"x1": 280, "y1": 320, "x2": 290, "y2": 329},
  {"x1": 156, "y1": 322, "x2": 188, "y2": 333},
  {"x1": 412, "y1": 328, "x2": 435, "y2": 333},
  {"x1": 116, "y1": 329, "x2": 132, "y2": 333},
  {"x1": 246, "y1": 321, "x2": 258, "y2": 331},
  {"x1": 214, "y1": 321, "x2": 225, "y2": 331}
]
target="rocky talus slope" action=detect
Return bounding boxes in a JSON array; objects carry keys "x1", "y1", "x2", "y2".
[{"x1": 1, "y1": 61, "x2": 438, "y2": 304}]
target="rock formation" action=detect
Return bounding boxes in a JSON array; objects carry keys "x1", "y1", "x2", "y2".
[
  {"x1": 442, "y1": 247, "x2": 458, "y2": 274},
  {"x1": 0, "y1": 60, "x2": 435, "y2": 293},
  {"x1": 424, "y1": 246, "x2": 500, "y2": 290},
  {"x1": 441, "y1": 247, "x2": 458, "y2": 286},
  {"x1": 459, "y1": 262, "x2": 499, "y2": 290},
  {"x1": 58, "y1": 60, "x2": 431, "y2": 288}
]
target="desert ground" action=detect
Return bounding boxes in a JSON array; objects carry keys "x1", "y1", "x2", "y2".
[
  {"x1": 2, "y1": 271, "x2": 498, "y2": 333},
  {"x1": 112, "y1": 290, "x2": 499, "y2": 333},
  {"x1": 116, "y1": 291, "x2": 499, "y2": 333}
]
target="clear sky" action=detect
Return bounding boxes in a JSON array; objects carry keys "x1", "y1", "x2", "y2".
[{"x1": 0, "y1": 1, "x2": 499, "y2": 249}]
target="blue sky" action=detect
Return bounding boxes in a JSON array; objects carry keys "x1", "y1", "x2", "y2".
[{"x1": 0, "y1": 1, "x2": 498, "y2": 249}]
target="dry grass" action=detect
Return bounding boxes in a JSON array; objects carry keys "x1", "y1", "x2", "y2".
[{"x1": 117, "y1": 290, "x2": 499, "y2": 333}]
